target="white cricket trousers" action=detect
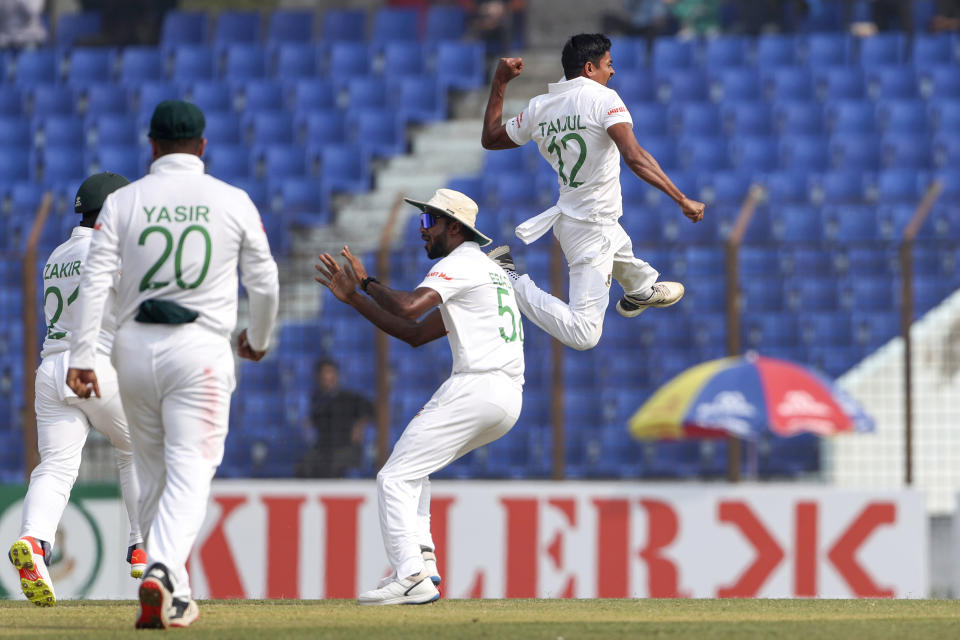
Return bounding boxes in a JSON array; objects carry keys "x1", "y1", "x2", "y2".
[
  {"x1": 514, "y1": 216, "x2": 658, "y2": 350},
  {"x1": 21, "y1": 351, "x2": 143, "y2": 547},
  {"x1": 112, "y1": 322, "x2": 235, "y2": 600},
  {"x1": 378, "y1": 372, "x2": 522, "y2": 579}
]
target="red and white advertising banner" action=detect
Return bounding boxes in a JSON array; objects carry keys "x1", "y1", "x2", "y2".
[{"x1": 0, "y1": 482, "x2": 929, "y2": 600}]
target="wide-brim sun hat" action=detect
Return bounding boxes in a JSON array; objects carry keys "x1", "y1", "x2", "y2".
[{"x1": 404, "y1": 188, "x2": 492, "y2": 247}]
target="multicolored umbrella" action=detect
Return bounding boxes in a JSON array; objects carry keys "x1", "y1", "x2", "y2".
[{"x1": 629, "y1": 354, "x2": 875, "y2": 441}]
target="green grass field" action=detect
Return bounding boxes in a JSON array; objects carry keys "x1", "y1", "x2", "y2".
[{"x1": 2, "y1": 599, "x2": 960, "y2": 639}]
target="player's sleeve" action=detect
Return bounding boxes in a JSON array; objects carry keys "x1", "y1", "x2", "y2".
[
  {"x1": 237, "y1": 192, "x2": 279, "y2": 352},
  {"x1": 416, "y1": 255, "x2": 475, "y2": 303},
  {"x1": 504, "y1": 100, "x2": 535, "y2": 146},
  {"x1": 70, "y1": 193, "x2": 122, "y2": 370},
  {"x1": 601, "y1": 90, "x2": 633, "y2": 129}
]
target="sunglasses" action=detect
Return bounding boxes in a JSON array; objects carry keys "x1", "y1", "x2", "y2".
[{"x1": 420, "y1": 212, "x2": 442, "y2": 229}]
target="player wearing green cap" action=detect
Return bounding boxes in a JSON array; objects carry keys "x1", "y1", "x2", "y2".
[
  {"x1": 8, "y1": 172, "x2": 147, "y2": 608},
  {"x1": 67, "y1": 100, "x2": 279, "y2": 629}
]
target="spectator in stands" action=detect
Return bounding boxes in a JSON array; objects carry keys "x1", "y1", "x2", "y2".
[
  {"x1": 467, "y1": 0, "x2": 526, "y2": 57},
  {"x1": 602, "y1": 0, "x2": 678, "y2": 41},
  {"x1": 295, "y1": 358, "x2": 373, "y2": 478},
  {"x1": 0, "y1": 0, "x2": 46, "y2": 48}
]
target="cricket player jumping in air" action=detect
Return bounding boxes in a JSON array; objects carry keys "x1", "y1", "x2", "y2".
[
  {"x1": 9, "y1": 173, "x2": 146, "y2": 607},
  {"x1": 482, "y1": 33, "x2": 706, "y2": 350},
  {"x1": 315, "y1": 189, "x2": 524, "y2": 606},
  {"x1": 67, "y1": 100, "x2": 279, "y2": 629}
]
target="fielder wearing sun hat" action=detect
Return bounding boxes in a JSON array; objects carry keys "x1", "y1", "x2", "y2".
[
  {"x1": 403, "y1": 188, "x2": 492, "y2": 247},
  {"x1": 148, "y1": 100, "x2": 206, "y2": 140},
  {"x1": 74, "y1": 172, "x2": 130, "y2": 214}
]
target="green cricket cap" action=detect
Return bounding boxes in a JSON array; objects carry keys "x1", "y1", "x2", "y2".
[
  {"x1": 148, "y1": 99, "x2": 206, "y2": 140},
  {"x1": 75, "y1": 172, "x2": 130, "y2": 214}
]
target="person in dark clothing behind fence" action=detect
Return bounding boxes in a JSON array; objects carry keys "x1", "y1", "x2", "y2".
[{"x1": 296, "y1": 358, "x2": 373, "y2": 478}]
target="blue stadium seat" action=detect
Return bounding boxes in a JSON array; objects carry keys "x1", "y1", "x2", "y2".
[
  {"x1": 172, "y1": 45, "x2": 215, "y2": 83},
  {"x1": 721, "y1": 101, "x2": 771, "y2": 136},
  {"x1": 240, "y1": 79, "x2": 285, "y2": 112},
  {"x1": 741, "y1": 277, "x2": 785, "y2": 312},
  {"x1": 699, "y1": 170, "x2": 752, "y2": 205},
  {"x1": 713, "y1": 67, "x2": 762, "y2": 102},
  {"x1": 813, "y1": 169, "x2": 867, "y2": 203},
  {"x1": 825, "y1": 204, "x2": 880, "y2": 244},
  {"x1": 89, "y1": 113, "x2": 139, "y2": 147},
  {"x1": 160, "y1": 11, "x2": 208, "y2": 46},
  {"x1": 851, "y1": 310, "x2": 899, "y2": 349},
  {"x1": 203, "y1": 110, "x2": 242, "y2": 145},
  {"x1": 188, "y1": 80, "x2": 232, "y2": 112},
  {"x1": 222, "y1": 44, "x2": 266, "y2": 80},
  {"x1": 704, "y1": 36, "x2": 747, "y2": 70},
  {"x1": 681, "y1": 246, "x2": 726, "y2": 277},
  {"x1": 729, "y1": 136, "x2": 778, "y2": 172},
  {"x1": 743, "y1": 311, "x2": 800, "y2": 351},
  {"x1": 628, "y1": 102, "x2": 668, "y2": 138},
  {"x1": 678, "y1": 136, "x2": 727, "y2": 170},
  {"x1": 867, "y1": 66, "x2": 919, "y2": 99},
  {"x1": 929, "y1": 98, "x2": 960, "y2": 135},
  {"x1": 877, "y1": 99, "x2": 927, "y2": 136},
  {"x1": 273, "y1": 177, "x2": 327, "y2": 218},
  {"x1": 783, "y1": 247, "x2": 835, "y2": 275},
  {"x1": 55, "y1": 11, "x2": 102, "y2": 47},
  {"x1": 372, "y1": 7, "x2": 419, "y2": 48},
  {"x1": 246, "y1": 110, "x2": 294, "y2": 145},
  {"x1": 0, "y1": 150, "x2": 30, "y2": 182},
  {"x1": 878, "y1": 201, "x2": 922, "y2": 239},
  {"x1": 760, "y1": 434, "x2": 820, "y2": 476},
  {"x1": 327, "y1": 41, "x2": 372, "y2": 83},
  {"x1": 772, "y1": 204, "x2": 824, "y2": 244},
  {"x1": 296, "y1": 108, "x2": 346, "y2": 145},
  {"x1": 802, "y1": 33, "x2": 852, "y2": 66},
  {"x1": 14, "y1": 50, "x2": 58, "y2": 86},
  {"x1": 673, "y1": 102, "x2": 721, "y2": 136},
  {"x1": 0, "y1": 87, "x2": 22, "y2": 116},
  {"x1": 34, "y1": 115, "x2": 84, "y2": 148},
  {"x1": 779, "y1": 135, "x2": 828, "y2": 171},
  {"x1": 0, "y1": 116, "x2": 29, "y2": 146},
  {"x1": 232, "y1": 177, "x2": 267, "y2": 207},
  {"x1": 882, "y1": 133, "x2": 931, "y2": 170},
  {"x1": 37, "y1": 146, "x2": 86, "y2": 184},
  {"x1": 213, "y1": 10, "x2": 261, "y2": 45},
  {"x1": 829, "y1": 133, "x2": 881, "y2": 171},
  {"x1": 685, "y1": 276, "x2": 728, "y2": 314},
  {"x1": 289, "y1": 78, "x2": 334, "y2": 112},
  {"x1": 842, "y1": 276, "x2": 894, "y2": 312},
  {"x1": 321, "y1": 9, "x2": 366, "y2": 43},
  {"x1": 801, "y1": 312, "x2": 852, "y2": 346},
  {"x1": 772, "y1": 100, "x2": 823, "y2": 135},
  {"x1": 657, "y1": 68, "x2": 708, "y2": 102},
  {"x1": 136, "y1": 81, "x2": 181, "y2": 116},
  {"x1": 934, "y1": 134, "x2": 960, "y2": 169},
  {"x1": 66, "y1": 48, "x2": 116, "y2": 86},
  {"x1": 425, "y1": 5, "x2": 466, "y2": 46},
  {"x1": 381, "y1": 41, "x2": 425, "y2": 78},
  {"x1": 119, "y1": 47, "x2": 164, "y2": 86},
  {"x1": 762, "y1": 170, "x2": 809, "y2": 203},
  {"x1": 738, "y1": 247, "x2": 781, "y2": 277},
  {"x1": 204, "y1": 143, "x2": 250, "y2": 179},
  {"x1": 254, "y1": 144, "x2": 306, "y2": 179},
  {"x1": 350, "y1": 108, "x2": 406, "y2": 158},
  {"x1": 435, "y1": 42, "x2": 485, "y2": 91},
  {"x1": 82, "y1": 84, "x2": 129, "y2": 116},
  {"x1": 764, "y1": 66, "x2": 814, "y2": 101},
  {"x1": 814, "y1": 66, "x2": 866, "y2": 100},
  {"x1": 395, "y1": 75, "x2": 446, "y2": 125},
  {"x1": 825, "y1": 99, "x2": 876, "y2": 134},
  {"x1": 267, "y1": 9, "x2": 314, "y2": 43},
  {"x1": 912, "y1": 34, "x2": 955, "y2": 67},
  {"x1": 922, "y1": 65, "x2": 960, "y2": 100},
  {"x1": 840, "y1": 246, "x2": 894, "y2": 276},
  {"x1": 652, "y1": 38, "x2": 695, "y2": 68},
  {"x1": 345, "y1": 76, "x2": 388, "y2": 109},
  {"x1": 29, "y1": 85, "x2": 74, "y2": 117},
  {"x1": 88, "y1": 145, "x2": 143, "y2": 179},
  {"x1": 313, "y1": 144, "x2": 370, "y2": 196},
  {"x1": 271, "y1": 43, "x2": 316, "y2": 80},
  {"x1": 609, "y1": 70, "x2": 655, "y2": 104},
  {"x1": 859, "y1": 32, "x2": 906, "y2": 67},
  {"x1": 644, "y1": 440, "x2": 701, "y2": 479},
  {"x1": 755, "y1": 34, "x2": 796, "y2": 68}
]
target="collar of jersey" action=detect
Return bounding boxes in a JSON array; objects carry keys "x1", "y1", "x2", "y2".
[
  {"x1": 547, "y1": 75, "x2": 597, "y2": 94},
  {"x1": 150, "y1": 153, "x2": 205, "y2": 175}
]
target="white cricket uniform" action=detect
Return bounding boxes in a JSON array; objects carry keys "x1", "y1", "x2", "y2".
[
  {"x1": 71, "y1": 153, "x2": 279, "y2": 600},
  {"x1": 377, "y1": 241, "x2": 524, "y2": 579},
  {"x1": 505, "y1": 75, "x2": 659, "y2": 350},
  {"x1": 20, "y1": 226, "x2": 143, "y2": 549}
]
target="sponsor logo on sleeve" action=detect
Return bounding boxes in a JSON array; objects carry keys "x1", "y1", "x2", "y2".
[
  {"x1": 426, "y1": 271, "x2": 453, "y2": 281},
  {"x1": 608, "y1": 106, "x2": 628, "y2": 116}
]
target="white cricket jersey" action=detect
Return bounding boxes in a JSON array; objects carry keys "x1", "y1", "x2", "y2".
[
  {"x1": 71, "y1": 153, "x2": 279, "y2": 370},
  {"x1": 39, "y1": 226, "x2": 117, "y2": 359},
  {"x1": 416, "y1": 242, "x2": 524, "y2": 385},
  {"x1": 506, "y1": 76, "x2": 633, "y2": 223}
]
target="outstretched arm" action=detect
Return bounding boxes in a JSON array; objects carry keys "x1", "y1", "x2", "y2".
[
  {"x1": 315, "y1": 254, "x2": 446, "y2": 347},
  {"x1": 608, "y1": 123, "x2": 705, "y2": 223},
  {"x1": 481, "y1": 57, "x2": 524, "y2": 150},
  {"x1": 339, "y1": 246, "x2": 436, "y2": 320}
]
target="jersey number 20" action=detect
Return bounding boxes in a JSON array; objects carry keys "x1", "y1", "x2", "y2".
[{"x1": 138, "y1": 225, "x2": 212, "y2": 292}]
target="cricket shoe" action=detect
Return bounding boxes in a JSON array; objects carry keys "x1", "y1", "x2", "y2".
[
  {"x1": 616, "y1": 282, "x2": 685, "y2": 318},
  {"x1": 168, "y1": 597, "x2": 199, "y2": 628},
  {"x1": 9, "y1": 537, "x2": 55, "y2": 607},
  {"x1": 358, "y1": 569, "x2": 440, "y2": 606},
  {"x1": 421, "y1": 548, "x2": 441, "y2": 586},
  {"x1": 127, "y1": 544, "x2": 146, "y2": 579},
  {"x1": 486, "y1": 245, "x2": 519, "y2": 280},
  {"x1": 136, "y1": 563, "x2": 174, "y2": 629}
]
